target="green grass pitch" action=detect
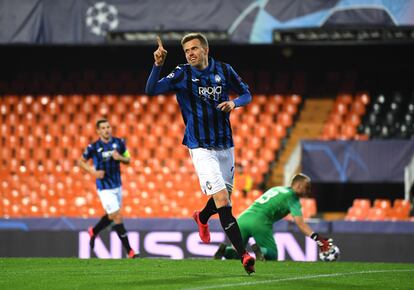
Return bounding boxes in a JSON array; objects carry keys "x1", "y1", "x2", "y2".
[{"x1": 1, "y1": 258, "x2": 413, "y2": 290}]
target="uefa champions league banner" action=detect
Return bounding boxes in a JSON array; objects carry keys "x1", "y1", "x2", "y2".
[
  {"x1": 301, "y1": 140, "x2": 414, "y2": 183},
  {"x1": 1, "y1": 0, "x2": 414, "y2": 44},
  {"x1": 2, "y1": 229, "x2": 414, "y2": 262},
  {"x1": 2, "y1": 218, "x2": 414, "y2": 261},
  {"x1": 0, "y1": 218, "x2": 320, "y2": 260}
]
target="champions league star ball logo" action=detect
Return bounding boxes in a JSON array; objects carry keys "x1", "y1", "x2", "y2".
[{"x1": 86, "y1": 2, "x2": 119, "y2": 36}]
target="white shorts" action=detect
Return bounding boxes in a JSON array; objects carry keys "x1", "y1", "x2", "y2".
[
  {"x1": 97, "y1": 186, "x2": 122, "y2": 214},
  {"x1": 189, "y1": 147, "x2": 235, "y2": 196}
]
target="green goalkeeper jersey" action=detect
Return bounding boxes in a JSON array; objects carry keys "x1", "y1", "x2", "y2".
[{"x1": 240, "y1": 186, "x2": 302, "y2": 223}]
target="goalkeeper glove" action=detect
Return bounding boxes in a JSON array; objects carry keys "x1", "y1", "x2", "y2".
[{"x1": 310, "y1": 232, "x2": 333, "y2": 252}]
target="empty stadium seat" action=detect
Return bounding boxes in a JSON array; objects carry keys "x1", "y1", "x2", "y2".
[
  {"x1": 322, "y1": 93, "x2": 371, "y2": 140},
  {"x1": 345, "y1": 198, "x2": 372, "y2": 221},
  {"x1": 300, "y1": 198, "x2": 317, "y2": 219},
  {"x1": 353, "y1": 198, "x2": 371, "y2": 210},
  {"x1": 0, "y1": 94, "x2": 300, "y2": 218},
  {"x1": 367, "y1": 208, "x2": 387, "y2": 221},
  {"x1": 345, "y1": 206, "x2": 366, "y2": 221},
  {"x1": 358, "y1": 92, "x2": 414, "y2": 139}
]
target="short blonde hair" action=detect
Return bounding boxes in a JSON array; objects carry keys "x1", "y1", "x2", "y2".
[
  {"x1": 181, "y1": 33, "x2": 209, "y2": 49},
  {"x1": 291, "y1": 173, "x2": 311, "y2": 186}
]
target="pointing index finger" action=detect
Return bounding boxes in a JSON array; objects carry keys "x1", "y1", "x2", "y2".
[{"x1": 156, "y1": 36, "x2": 164, "y2": 49}]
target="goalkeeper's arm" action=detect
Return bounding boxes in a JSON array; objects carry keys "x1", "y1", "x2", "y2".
[
  {"x1": 293, "y1": 215, "x2": 314, "y2": 236},
  {"x1": 293, "y1": 215, "x2": 331, "y2": 252}
]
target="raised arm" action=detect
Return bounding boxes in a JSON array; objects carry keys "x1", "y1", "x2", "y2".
[
  {"x1": 154, "y1": 36, "x2": 167, "y2": 66},
  {"x1": 145, "y1": 36, "x2": 177, "y2": 96}
]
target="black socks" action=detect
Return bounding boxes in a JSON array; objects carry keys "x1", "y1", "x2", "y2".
[
  {"x1": 199, "y1": 197, "x2": 218, "y2": 224},
  {"x1": 217, "y1": 206, "x2": 245, "y2": 257},
  {"x1": 113, "y1": 223, "x2": 132, "y2": 253},
  {"x1": 92, "y1": 214, "x2": 111, "y2": 235}
]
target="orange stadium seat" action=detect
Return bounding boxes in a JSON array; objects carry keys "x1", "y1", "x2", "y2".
[
  {"x1": 322, "y1": 93, "x2": 370, "y2": 141},
  {"x1": 241, "y1": 113, "x2": 257, "y2": 126},
  {"x1": 322, "y1": 123, "x2": 338, "y2": 140},
  {"x1": 253, "y1": 94, "x2": 267, "y2": 105},
  {"x1": 339, "y1": 123, "x2": 357, "y2": 140},
  {"x1": 274, "y1": 124, "x2": 287, "y2": 139},
  {"x1": 300, "y1": 198, "x2": 317, "y2": 219},
  {"x1": 393, "y1": 199, "x2": 411, "y2": 213},
  {"x1": 286, "y1": 94, "x2": 302, "y2": 105},
  {"x1": 355, "y1": 92, "x2": 370, "y2": 105},
  {"x1": 0, "y1": 94, "x2": 297, "y2": 218},
  {"x1": 259, "y1": 148, "x2": 276, "y2": 162},
  {"x1": 264, "y1": 102, "x2": 279, "y2": 115},
  {"x1": 350, "y1": 100, "x2": 366, "y2": 115},
  {"x1": 277, "y1": 112, "x2": 293, "y2": 127},
  {"x1": 353, "y1": 198, "x2": 371, "y2": 210},
  {"x1": 270, "y1": 94, "x2": 284, "y2": 106},
  {"x1": 283, "y1": 102, "x2": 298, "y2": 115},
  {"x1": 367, "y1": 208, "x2": 387, "y2": 221},
  {"x1": 326, "y1": 115, "x2": 341, "y2": 130},
  {"x1": 388, "y1": 207, "x2": 408, "y2": 221},
  {"x1": 373, "y1": 199, "x2": 391, "y2": 213},
  {"x1": 337, "y1": 94, "x2": 353, "y2": 105},
  {"x1": 247, "y1": 103, "x2": 261, "y2": 115},
  {"x1": 332, "y1": 101, "x2": 348, "y2": 116},
  {"x1": 347, "y1": 113, "x2": 361, "y2": 127},
  {"x1": 345, "y1": 207, "x2": 366, "y2": 221},
  {"x1": 258, "y1": 113, "x2": 274, "y2": 125},
  {"x1": 249, "y1": 136, "x2": 262, "y2": 150}
]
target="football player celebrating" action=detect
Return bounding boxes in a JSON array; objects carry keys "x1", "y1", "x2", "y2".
[{"x1": 146, "y1": 33, "x2": 255, "y2": 274}]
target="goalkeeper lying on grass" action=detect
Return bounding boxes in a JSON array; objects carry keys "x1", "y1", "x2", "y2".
[{"x1": 214, "y1": 173, "x2": 335, "y2": 261}]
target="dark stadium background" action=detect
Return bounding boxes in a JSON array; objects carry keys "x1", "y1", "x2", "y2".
[{"x1": 1, "y1": 0, "x2": 414, "y2": 262}]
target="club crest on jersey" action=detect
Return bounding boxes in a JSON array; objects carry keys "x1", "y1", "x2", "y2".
[
  {"x1": 167, "y1": 72, "x2": 175, "y2": 79},
  {"x1": 102, "y1": 150, "x2": 114, "y2": 161},
  {"x1": 214, "y1": 74, "x2": 221, "y2": 83}
]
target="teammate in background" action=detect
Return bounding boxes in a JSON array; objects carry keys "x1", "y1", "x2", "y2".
[
  {"x1": 78, "y1": 118, "x2": 139, "y2": 258},
  {"x1": 214, "y1": 174, "x2": 333, "y2": 261},
  {"x1": 145, "y1": 33, "x2": 255, "y2": 274}
]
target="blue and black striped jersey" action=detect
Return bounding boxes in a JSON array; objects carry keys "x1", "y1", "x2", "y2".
[
  {"x1": 82, "y1": 137, "x2": 127, "y2": 190},
  {"x1": 146, "y1": 57, "x2": 251, "y2": 149}
]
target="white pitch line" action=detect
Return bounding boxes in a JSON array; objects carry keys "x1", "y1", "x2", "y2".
[{"x1": 184, "y1": 269, "x2": 414, "y2": 290}]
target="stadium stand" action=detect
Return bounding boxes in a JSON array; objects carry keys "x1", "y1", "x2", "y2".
[
  {"x1": 345, "y1": 198, "x2": 411, "y2": 221},
  {"x1": 321, "y1": 93, "x2": 370, "y2": 140},
  {"x1": 0, "y1": 94, "x2": 301, "y2": 218},
  {"x1": 268, "y1": 97, "x2": 332, "y2": 187},
  {"x1": 358, "y1": 92, "x2": 414, "y2": 139},
  {"x1": 1, "y1": 86, "x2": 411, "y2": 221}
]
